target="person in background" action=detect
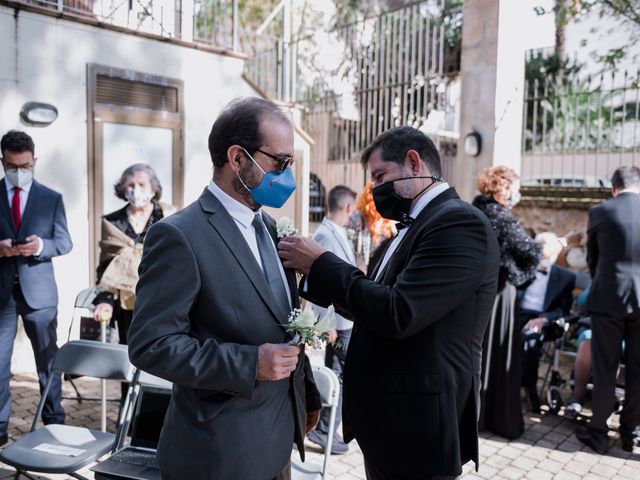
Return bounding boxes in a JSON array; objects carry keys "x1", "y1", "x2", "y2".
[
  {"x1": 92, "y1": 163, "x2": 176, "y2": 345},
  {"x1": 307, "y1": 185, "x2": 357, "y2": 455},
  {"x1": 577, "y1": 165, "x2": 640, "y2": 454},
  {"x1": 520, "y1": 232, "x2": 576, "y2": 413},
  {"x1": 473, "y1": 165, "x2": 541, "y2": 440},
  {"x1": 0, "y1": 130, "x2": 72, "y2": 446}
]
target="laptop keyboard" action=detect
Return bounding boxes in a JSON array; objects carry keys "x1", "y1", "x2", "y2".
[{"x1": 111, "y1": 449, "x2": 157, "y2": 468}]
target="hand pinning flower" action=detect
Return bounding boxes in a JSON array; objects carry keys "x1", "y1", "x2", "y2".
[
  {"x1": 276, "y1": 216, "x2": 297, "y2": 239},
  {"x1": 286, "y1": 305, "x2": 337, "y2": 349}
]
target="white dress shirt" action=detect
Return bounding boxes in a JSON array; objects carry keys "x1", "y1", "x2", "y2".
[
  {"x1": 208, "y1": 180, "x2": 292, "y2": 308},
  {"x1": 519, "y1": 270, "x2": 550, "y2": 313},
  {"x1": 374, "y1": 182, "x2": 450, "y2": 280},
  {"x1": 4, "y1": 177, "x2": 44, "y2": 256}
]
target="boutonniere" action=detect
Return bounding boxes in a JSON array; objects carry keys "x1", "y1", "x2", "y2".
[
  {"x1": 285, "y1": 305, "x2": 337, "y2": 349},
  {"x1": 276, "y1": 216, "x2": 297, "y2": 239}
]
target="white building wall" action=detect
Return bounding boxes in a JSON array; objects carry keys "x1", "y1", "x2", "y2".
[{"x1": 0, "y1": 6, "x2": 308, "y2": 373}]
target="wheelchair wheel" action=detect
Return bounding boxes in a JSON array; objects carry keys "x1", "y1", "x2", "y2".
[{"x1": 547, "y1": 386, "x2": 564, "y2": 415}]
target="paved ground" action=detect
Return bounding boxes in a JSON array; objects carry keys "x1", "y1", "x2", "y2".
[{"x1": 1, "y1": 372, "x2": 639, "y2": 479}]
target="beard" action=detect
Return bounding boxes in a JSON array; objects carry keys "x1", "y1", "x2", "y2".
[{"x1": 234, "y1": 160, "x2": 261, "y2": 210}]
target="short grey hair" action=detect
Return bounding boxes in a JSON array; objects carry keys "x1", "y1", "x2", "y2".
[{"x1": 114, "y1": 163, "x2": 162, "y2": 202}]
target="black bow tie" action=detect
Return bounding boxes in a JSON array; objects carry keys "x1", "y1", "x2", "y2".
[
  {"x1": 396, "y1": 214, "x2": 415, "y2": 231},
  {"x1": 538, "y1": 269, "x2": 548, "y2": 275}
]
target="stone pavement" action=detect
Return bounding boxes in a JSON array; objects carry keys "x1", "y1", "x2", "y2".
[{"x1": 1, "y1": 373, "x2": 639, "y2": 480}]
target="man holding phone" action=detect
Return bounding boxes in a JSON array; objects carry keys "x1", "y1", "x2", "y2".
[{"x1": 0, "y1": 130, "x2": 72, "y2": 446}]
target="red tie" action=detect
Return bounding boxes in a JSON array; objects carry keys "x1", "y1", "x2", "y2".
[{"x1": 11, "y1": 186, "x2": 21, "y2": 230}]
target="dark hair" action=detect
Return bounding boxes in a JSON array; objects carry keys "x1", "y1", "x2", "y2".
[
  {"x1": 360, "y1": 126, "x2": 442, "y2": 176},
  {"x1": 1, "y1": 130, "x2": 35, "y2": 156},
  {"x1": 611, "y1": 166, "x2": 640, "y2": 191},
  {"x1": 327, "y1": 185, "x2": 357, "y2": 213},
  {"x1": 114, "y1": 163, "x2": 163, "y2": 202},
  {"x1": 208, "y1": 98, "x2": 290, "y2": 168}
]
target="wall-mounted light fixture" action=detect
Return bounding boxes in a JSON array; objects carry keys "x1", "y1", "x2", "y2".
[
  {"x1": 20, "y1": 102, "x2": 58, "y2": 126},
  {"x1": 464, "y1": 131, "x2": 482, "y2": 157}
]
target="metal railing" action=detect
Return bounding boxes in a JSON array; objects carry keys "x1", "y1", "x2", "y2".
[
  {"x1": 242, "y1": 0, "x2": 461, "y2": 164},
  {"x1": 12, "y1": 0, "x2": 241, "y2": 49},
  {"x1": 522, "y1": 69, "x2": 640, "y2": 188}
]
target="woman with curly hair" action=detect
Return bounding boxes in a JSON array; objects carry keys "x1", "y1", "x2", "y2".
[{"x1": 473, "y1": 166, "x2": 541, "y2": 439}]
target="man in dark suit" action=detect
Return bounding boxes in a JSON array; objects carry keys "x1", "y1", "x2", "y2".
[
  {"x1": 576, "y1": 165, "x2": 640, "y2": 454},
  {"x1": 519, "y1": 232, "x2": 576, "y2": 413},
  {"x1": 279, "y1": 127, "x2": 500, "y2": 479},
  {"x1": 128, "y1": 98, "x2": 321, "y2": 480},
  {"x1": 0, "y1": 130, "x2": 72, "y2": 446}
]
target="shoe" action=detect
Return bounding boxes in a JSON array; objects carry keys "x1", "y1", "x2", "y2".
[
  {"x1": 327, "y1": 438, "x2": 349, "y2": 455},
  {"x1": 0, "y1": 433, "x2": 7, "y2": 447},
  {"x1": 576, "y1": 426, "x2": 608, "y2": 454},
  {"x1": 563, "y1": 403, "x2": 582, "y2": 420},
  {"x1": 621, "y1": 438, "x2": 634, "y2": 452},
  {"x1": 307, "y1": 429, "x2": 328, "y2": 448},
  {"x1": 528, "y1": 391, "x2": 541, "y2": 414}
]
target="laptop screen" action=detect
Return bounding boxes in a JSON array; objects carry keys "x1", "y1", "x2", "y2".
[{"x1": 130, "y1": 388, "x2": 171, "y2": 450}]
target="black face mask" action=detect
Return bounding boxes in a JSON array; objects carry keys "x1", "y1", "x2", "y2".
[{"x1": 372, "y1": 175, "x2": 443, "y2": 225}]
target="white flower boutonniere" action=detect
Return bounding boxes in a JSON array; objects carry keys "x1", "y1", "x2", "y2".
[
  {"x1": 286, "y1": 305, "x2": 337, "y2": 349},
  {"x1": 276, "y1": 216, "x2": 297, "y2": 239}
]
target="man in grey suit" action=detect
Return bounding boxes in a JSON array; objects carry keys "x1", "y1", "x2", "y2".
[
  {"x1": 307, "y1": 185, "x2": 357, "y2": 455},
  {"x1": 0, "y1": 130, "x2": 72, "y2": 446},
  {"x1": 128, "y1": 98, "x2": 321, "y2": 480},
  {"x1": 577, "y1": 165, "x2": 640, "y2": 454}
]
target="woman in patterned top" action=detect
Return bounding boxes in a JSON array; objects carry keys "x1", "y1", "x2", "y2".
[{"x1": 473, "y1": 166, "x2": 541, "y2": 439}]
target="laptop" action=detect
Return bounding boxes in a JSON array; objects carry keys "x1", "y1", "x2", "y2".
[{"x1": 91, "y1": 386, "x2": 171, "y2": 480}]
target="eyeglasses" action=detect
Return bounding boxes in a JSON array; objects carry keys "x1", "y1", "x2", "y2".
[{"x1": 254, "y1": 149, "x2": 294, "y2": 173}]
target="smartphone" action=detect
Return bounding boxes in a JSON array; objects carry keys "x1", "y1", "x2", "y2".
[{"x1": 11, "y1": 239, "x2": 28, "y2": 246}]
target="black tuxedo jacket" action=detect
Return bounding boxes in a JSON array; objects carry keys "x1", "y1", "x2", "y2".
[
  {"x1": 303, "y1": 188, "x2": 500, "y2": 476},
  {"x1": 587, "y1": 192, "x2": 640, "y2": 315},
  {"x1": 519, "y1": 265, "x2": 576, "y2": 321}
]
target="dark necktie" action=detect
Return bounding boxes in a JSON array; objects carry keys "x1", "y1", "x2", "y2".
[
  {"x1": 11, "y1": 187, "x2": 21, "y2": 230},
  {"x1": 252, "y1": 213, "x2": 290, "y2": 316}
]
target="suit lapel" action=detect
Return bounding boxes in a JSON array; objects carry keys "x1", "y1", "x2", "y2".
[
  {"x1": 0, "y1": 179, "x2": 16, "y2": 235},
  {"x1": 199, "y1": 190, "x2": 289, "y2": 326},
  {"x1": 543, "y1": 266, "x2": 559, "y2": 312}
]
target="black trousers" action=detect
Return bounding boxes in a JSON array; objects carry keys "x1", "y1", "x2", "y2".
[
  {"x1": 364, "y1": 458, "x2": 458, "y2": 480},
  {"x1": 588, "y1": 312, "x2": 640, "y2": 443}
]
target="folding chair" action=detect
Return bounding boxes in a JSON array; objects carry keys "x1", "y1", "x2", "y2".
[
  {"x1": 0, "y1": 340, "x2": 138, "y2": 480},
  {"x1": 292, "y1": 366, "x2": 341, "y2": 480}
]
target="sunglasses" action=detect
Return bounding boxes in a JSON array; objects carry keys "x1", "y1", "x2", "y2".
[{"x1": 254, "y1": 148, "x2": 294, "y2": 173}]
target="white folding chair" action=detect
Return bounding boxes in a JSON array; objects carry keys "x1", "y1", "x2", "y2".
[
  {"x1": 0, "y1": 340, "x2": 138, "y2": 480},
  {"x1": 292, "y1": 365, "x2": 341, "y2": 480}
]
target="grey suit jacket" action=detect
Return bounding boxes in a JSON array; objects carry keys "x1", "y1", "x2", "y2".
[
  {"x1": 587, "y1": 191, "x2": 640, "y2": 315},
  {"x1": 0, "y1": 179, "x2": 72, "y2": 309},
  {"x1": 128, "y1": 188, "x2": 320, "y2": 480},
  {"x1": 311, "y1": 217, "x2": 355, "y2": 330}
]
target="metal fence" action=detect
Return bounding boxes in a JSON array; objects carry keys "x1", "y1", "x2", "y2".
[
  {"x1": 12, "y1": 0, "x2": 240, "y2": 49},
  {"x1": 522, "y1": 69, "x2": 640, "y2": 188},
  {"x1": 283, "y1": 0, "x2": 461, "y2": 164}
]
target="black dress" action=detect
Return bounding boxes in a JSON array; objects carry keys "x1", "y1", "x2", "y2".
[
  {"x1": 93, "y1": 202, "x2": 164, "y2": 345},
  {"x1": 473, "y1": 195, "x2": 540, "y2": 439}
]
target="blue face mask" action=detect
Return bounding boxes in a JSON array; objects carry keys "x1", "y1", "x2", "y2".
[{"x1": 238, "y1": 148, "x2": 296, "y2": 208}]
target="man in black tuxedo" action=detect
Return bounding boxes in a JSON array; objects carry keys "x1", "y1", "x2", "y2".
[
  {"x1": 279, "y1": 127, "x2": 500, "y2": 479},
  {"x1": 520, "y1": 232, "x2": 576, "y2": 413},
  {"x1": 576, "y1": 166, "x2": 640, "y2": 454}
]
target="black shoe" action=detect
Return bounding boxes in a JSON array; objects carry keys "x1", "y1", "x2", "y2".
[
  {"x1": 576, "y1": 426, "x2": 608, "y2": 454},
  {"x1": 0, "y1": 433, "x2": 7, "y2": 447},
  {"x1": 528, "y1": 391, "x2": 541, "y2": 414}
]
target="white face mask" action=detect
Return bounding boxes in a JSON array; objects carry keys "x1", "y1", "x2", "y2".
[
  {"x1": 509, "y1": 190, "x2": 521, "y2": 207},
  {"x1": 5, "y1": 168, "x2": 33, "y2": 188},
  {"x1": 126, "y1": 188, "x2": 153, "y2": 208}
]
